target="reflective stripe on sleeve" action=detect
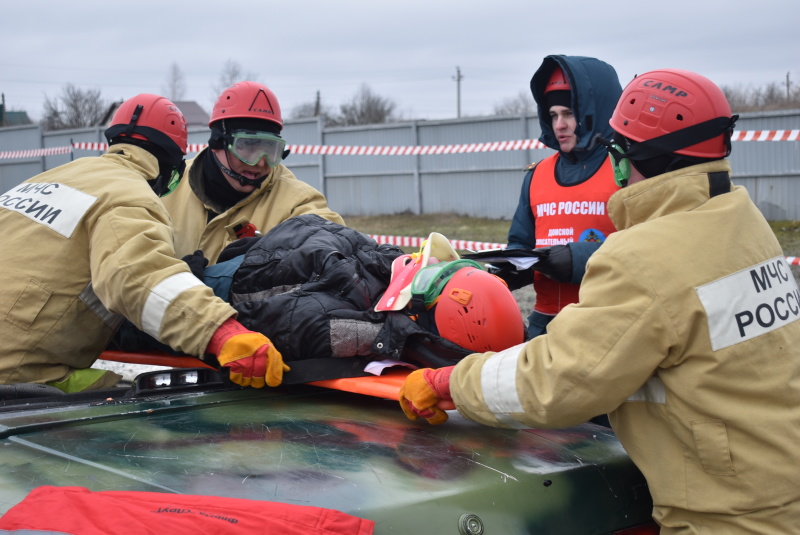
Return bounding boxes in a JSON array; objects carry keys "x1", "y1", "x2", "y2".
[
  {"x1": 625, "y1": 375, "x2": 666, "y2": 404},
  {"x1": 480, "y1": 343, "x2": 527, "y2": 423},
  {"x1": 141, "y1": 272, "x2": 205, "y2": 338},
  {"x1": 79, "y1": 282, "x2": 124, "y2": 330}
]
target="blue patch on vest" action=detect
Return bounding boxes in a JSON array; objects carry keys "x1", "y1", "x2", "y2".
[{"x1": 579, "y1": 228, "x2": 606, "y2": 242}]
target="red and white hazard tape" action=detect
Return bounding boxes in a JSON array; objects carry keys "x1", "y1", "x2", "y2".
[
  {"x1": 0, "y1": 130, "x2": 797, "y2": 160},
  {"x1": 370, "y1": 234, "x2": 503, "y2": 252},
  {"x1": 71, "y1": 142, "x2": 107, "y2": 151},
  {"x1": 730, "y1": 130, "x2": 800, "y2": 142},
  {"x1": 373, "y1": 235, "x2": 800, "y2": 265},
  {"x1": 0, "y1": 146, "x2": 72, "y2": 159},
  {"x1": 290, "y1": 139, "x2": 549, "y2": 155},
  {"x1": 74, "y1": 140, "x2": 549, "y2": 155}
]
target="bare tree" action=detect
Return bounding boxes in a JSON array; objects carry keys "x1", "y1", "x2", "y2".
[
  {"x1": 289, "y1": 90, "x2": 337, "y2": 123},
  {"x1": 290, "y1": 101, "x2": 319, "y2": 119},
  {"x1": 721, "y1": 84, "x2": 754, "y2": 113},
  {"x1": 162, "y1": 62, "x2": 186, "y2": 102},
  {"x1": 493, "y1": 90, "x2": 536, "y2": 116},
  {"x1": 758, "y1": 81, "x2": 790, "y2": 109},
  {"x1": 722, "y1": 79, "x2": 800, "y2": 112},
  {"x1": 212, "y1": 59, "x2": 259, "y2": 97},
  {"x1": 42, "y1": 84, "x2": 107, "y2": 131},
  {"x1": 331, "y1": 84, "x2": 398, "y2": 126}
]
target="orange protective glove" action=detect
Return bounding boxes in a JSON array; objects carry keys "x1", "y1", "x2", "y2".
[
  {"x1": 206, "y1": 318, "x2": 289, "y2": 388},
  {"x1": 398, "y1": 366, "x2": 455, "y2": 425}
]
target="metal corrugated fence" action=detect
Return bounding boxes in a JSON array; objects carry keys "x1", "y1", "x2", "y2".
[{"x1": 1, "y1": 110, "x2": 799, "y2": 219}]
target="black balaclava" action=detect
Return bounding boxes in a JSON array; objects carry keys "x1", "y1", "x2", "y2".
[{"x1": 200, "y1": 149, "x2": 250, "y2": 212}]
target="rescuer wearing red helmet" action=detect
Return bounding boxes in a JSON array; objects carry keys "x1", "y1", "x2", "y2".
[
  {"x1": 494, "y1": 55, "x2": 623, "y2": 340},
  {"x1": 404, "y1": 260, "x2": 525, "y2": 354},
  {"x1": 399, "y1": 69, "x2": 800, "y2": 532},
  {"x1": 0, "y1": 94, "x2": 288, "y2": 392},
  {"x1": 161, "y1": 81, "x2": 344, "y2": 265},
  {"x1": 428, "y1": 265, "x2": 525, "y2": 354}
]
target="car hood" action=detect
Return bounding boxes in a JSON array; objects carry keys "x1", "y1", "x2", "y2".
[{"x1": 0, "y1": 381, "x2": 652, "y2": 533}]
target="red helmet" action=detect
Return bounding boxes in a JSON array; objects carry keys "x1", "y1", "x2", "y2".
[
  {"x1": 434, "y1": 267, "x2": 525, "y2": 353},
  {"x1": 609, "y1": 69, "x2": 734, "y2": 158},
  {"x1": 104, "y1": 94, "x2": 187, "y2": 161},
  {"x1": 545, "y1": 66, "x2": 571, "y2": 93},
  {"x1": 210, "y1": 81, "x2": 283, "y2": 128}
]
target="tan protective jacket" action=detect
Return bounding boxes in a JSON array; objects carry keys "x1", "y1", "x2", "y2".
[
  {"x1": 450, "y1": 160, "x2": 800, "y2": 533},
  {"x1": 0, "y1": 145, "x2": 236, "y2": 385},
  {"x1": 161, "y1": 149, "x2": 344, "y2": 264}
]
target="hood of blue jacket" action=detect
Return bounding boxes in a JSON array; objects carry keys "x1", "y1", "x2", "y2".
[{"x1": 530, "y1": 55, "x2": 622, "y2": 174}]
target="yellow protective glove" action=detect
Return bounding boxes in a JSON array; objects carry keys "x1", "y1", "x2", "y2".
[
  {"x1": 398, "y1": 366, "x2": 455, "y2": 425},
  {"x1": 207, "y1": 318, "x2": 289, "y2": 388}
]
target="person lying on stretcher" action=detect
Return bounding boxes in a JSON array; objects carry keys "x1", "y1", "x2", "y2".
[{"x1": 109, "y1": 214, "x2": 526, "y2": 387}]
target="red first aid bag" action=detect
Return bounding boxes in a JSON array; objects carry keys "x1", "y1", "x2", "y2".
[{"x1": 0, "y1": 486, "x2": 374, "y2": 535}]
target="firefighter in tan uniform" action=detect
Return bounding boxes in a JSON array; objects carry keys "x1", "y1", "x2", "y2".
[
  {"x1": 0, "y1": 95, "x2": 288, "y2": 392},
  {"x1": 398, "y1": 70, "x2": 800, "y2": 533},
  {"x1": 161, "y1": 81, "x2": 344, "y2": 265}
]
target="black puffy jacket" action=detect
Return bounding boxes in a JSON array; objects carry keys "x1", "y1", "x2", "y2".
[{"x1": 230, "y1": 214, "x2": 472, "y2": 383}]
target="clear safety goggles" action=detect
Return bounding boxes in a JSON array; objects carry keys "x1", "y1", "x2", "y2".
[
  {"x1": 410, "y1": 259, "x2": 483, "y2": 307},
  {"x1": 227, "y1": 130, "x2": 286, "y2": 167}
]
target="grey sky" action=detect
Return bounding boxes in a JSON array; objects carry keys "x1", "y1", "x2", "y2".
[{"x1": 2, "y1": 0, "x2": 799, "y2": 123}]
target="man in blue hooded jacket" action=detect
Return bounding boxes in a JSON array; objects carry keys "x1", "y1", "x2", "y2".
[{"x1": 497, "y1": 55, "x2": 623, "y2": 338}]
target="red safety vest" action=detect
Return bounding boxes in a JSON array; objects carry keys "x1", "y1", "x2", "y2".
[{"x1": 529, "y1": 153, "x2": 618, "y2": 315}]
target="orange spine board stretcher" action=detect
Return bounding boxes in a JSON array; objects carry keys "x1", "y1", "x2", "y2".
[
  {"x1": 307, "y1": 370, "x2": 411, "y2": 400},
  {"x1": 100, "y1": 351, "x2": 216, "y2": 369}
]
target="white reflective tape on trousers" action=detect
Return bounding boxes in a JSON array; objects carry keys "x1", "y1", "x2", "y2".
[
  {"x1": 480, "y1": 343, "x2": 527, "y2": 424},
  {"x1": 696, "y1": 256, "x2": 800, "y2": 351},
  {"x1": 141, "y1": 272, "x2": 205, "y2": 339}
]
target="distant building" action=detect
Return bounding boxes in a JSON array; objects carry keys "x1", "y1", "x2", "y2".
[
  {"x1": 0, "y1": 106, "x2": 33, "y2": 127},
  {"x1": 173, "y1": 101, "x2": 211, "y2": 127},
  {"x1": 99, "y1": 100, "x2": 210, "y2": 128}
]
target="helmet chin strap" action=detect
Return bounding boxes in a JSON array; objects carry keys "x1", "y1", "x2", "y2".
[{"x1": 211, "y1": 149, "x2": 268, "y2": 188}]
